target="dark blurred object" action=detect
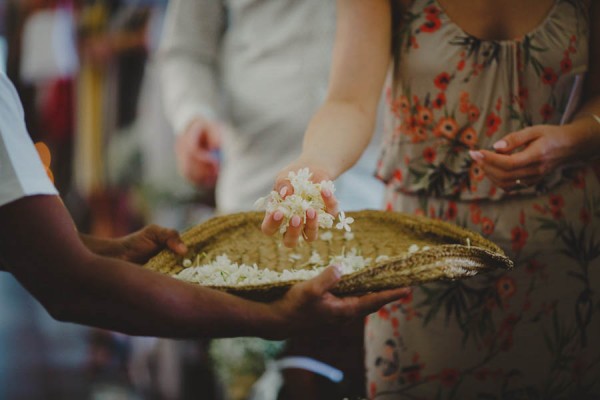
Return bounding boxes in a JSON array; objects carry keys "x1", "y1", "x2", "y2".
[{"x1": 278, "y1": 320, "x2": 367, "y2": 400}]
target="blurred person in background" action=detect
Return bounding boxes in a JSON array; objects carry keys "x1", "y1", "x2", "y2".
[
  {"x1": 158, "y1": 0, "x2": 386, "y2": 399},
  {"x1": 116, "y1": 2, "x2": 223, "y2": 398}
]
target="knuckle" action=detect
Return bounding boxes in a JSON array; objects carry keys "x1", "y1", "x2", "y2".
[
  {"x1": 166, "y1": 229, "x2": 178, "y2": 238},
  {"x1": 147, "y1": 224, "x2": 160, "y2": 232},
  {"x1": 309, "y1": 286, "x2": 322, "y2": 299},
  {"x1": 537, "y1": 165, "x2": 545, "y2": 175}
]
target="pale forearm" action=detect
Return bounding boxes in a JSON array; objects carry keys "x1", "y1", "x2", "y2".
[
  {"x1": 301, "y1": 100, "x2": 378, "y2": 180},
  {"x1": 297, "y1": 0, "x2": 391, "y2": 180}
]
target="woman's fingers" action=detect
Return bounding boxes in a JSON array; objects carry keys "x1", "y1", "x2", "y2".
[
  {"x1": 321, "y1": 188, "x2": 339, "y2": 216},
  {"x1": 491, "y1": 127, "x2": 540, "y2": 154},
  {"x1": 303, "y1": 208, "x2": 319, "y2": 242},
  {"x1": 261, "y1": 210, "x2": 284, "y2": 235},
  {"x1": 275, "y1": 181, "x2": 294, "y2": 200},
  {"x1": 479, "y1": 162, "x2": 543, "y2": 190},
  {"x1": 283, "y1": 215, "x2": 303, "y2": 247}
]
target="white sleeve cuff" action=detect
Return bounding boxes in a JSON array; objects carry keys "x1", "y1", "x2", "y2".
[{"x1": 172, "y1": 103, "x2": 218, "y2": 135}]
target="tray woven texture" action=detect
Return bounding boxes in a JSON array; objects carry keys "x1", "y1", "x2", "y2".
[{"x1": 144, "y1": 210, "x2": 513, "y2": 301}]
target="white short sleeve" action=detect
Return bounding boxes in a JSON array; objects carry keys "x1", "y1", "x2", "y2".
[{"x1": 0, "y1": 72, "x2": 58, "y2": 207}]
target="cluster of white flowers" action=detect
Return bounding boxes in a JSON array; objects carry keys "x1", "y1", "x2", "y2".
[
  {"x1": 175, "y1": 241, "x2": 442, "y2": 287},
  {"x1": 408, "y1": 243, "x2": 431, "y2": 254},
  {"x1": 442, "y1": 262, "x2": 478, "y2": 278},
  {"x1": 175, "y1": 248, "x2": 377, "y2": 287},
  {"x1": 254, "y1": 168, "x2": 353, "y2": 235}
]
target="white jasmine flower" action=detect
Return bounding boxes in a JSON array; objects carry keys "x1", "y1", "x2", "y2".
[
  {"x1": 290, "y1": 167, "x2": 311, "y2": 182},
  {"x1": 320, "y1": 231, "x2": 333, "y2": 241},
  {"x1": 253, "y1": 196, "x2": 269, "y2": 210},
  {"x1": 254, "y1": 168, "x2": 352, "y2": 236},
  {"x1": 176, "y1": 248, "x2": 374, "y2": 287},
  {"x1": 344, "y1": 231, "x2": 355, "y2": 241},
  {"x1": 335, "y1": 211, "x2": 354, "y2": 232},
  {"x1": 182, "y1": 258, "x2": 192, "y2": 268},
  {"x1": 408, "y1": 244, "x2": 420, "y2": 254},
  {"x1": 289, "y1": 253, "x2": 302, "y2": 262},
  {"x1": 375, "y1": 255, "x2": 390, "y2": 263},
  {"x1": 318, "y1": 212, "x2": 335, "y2": 229},
  {"x1": 308, "y1": 251, "x2": 323, "y2": 265},
  {"x1": 319, "y1": 180, "x2": 336, "y2": 195}
]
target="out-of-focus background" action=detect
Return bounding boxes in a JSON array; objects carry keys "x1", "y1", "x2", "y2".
[{"x1": 0, "y1": 0, "x2": 384, "y2": 399}]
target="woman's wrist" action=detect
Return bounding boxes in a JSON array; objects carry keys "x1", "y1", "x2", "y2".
[
  {"x1": 295, "y1": 154, "x2": 339, "y2": 182},
  {"x1": 565, "y1": 114, "x2": 600, "y2": 164}
]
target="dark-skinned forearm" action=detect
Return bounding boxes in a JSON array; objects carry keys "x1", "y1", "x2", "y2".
[
  {"x1": 79, "y1": 233, "x2": 122, "y2": 258},
  {"x1": 57, "y1": 254, "x2": 285, "y2": 338},
  {"x1": 0, "y1": 196, "x2": 285, "y2": 339}
]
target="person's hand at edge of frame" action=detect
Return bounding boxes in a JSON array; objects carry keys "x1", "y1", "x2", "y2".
[
  {"x1": 270, "y1": 265, "x2": 411, "y2": 339},
  {"x1": 104, "y1": 225, "x2": 188, "y2": 264}
]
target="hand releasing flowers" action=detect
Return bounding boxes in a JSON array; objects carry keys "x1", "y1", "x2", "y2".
[{"x1": 258, "y1": 167, "x2": 347, "y2": 247}]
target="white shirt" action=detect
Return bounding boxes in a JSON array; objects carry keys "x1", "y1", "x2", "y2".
[
  {"x1": 0, "y1": 71, "x2": 57, "y2": 208},
  {"x1": 158, "y1": 0, "x2": 384, "y2": 213}
]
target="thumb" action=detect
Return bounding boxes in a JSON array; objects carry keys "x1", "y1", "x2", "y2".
[
  {"x1": 492, "y1": 128, "x2": 539, "y2": 153},
  {"x1": 275, "y1": 179, "x2": 294, "y2": 199},
  {"x1": 197, "y1": 128, "x2": 213, "y2": 151},
  {"x1": 203, "y1": 121, "x2": 223, "y2": 150},
  {"x1": 166, "y1": 236, "x2": 188, "y2": 255},
  {"x1": 147, "y1": 225, "x2": 188, "y2": 254},
  {"x1": 304, "y1": 265, "x2": 343, "y2": 296}
]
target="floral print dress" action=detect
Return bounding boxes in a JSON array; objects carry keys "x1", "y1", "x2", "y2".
[{"x1": 366, "y1": 0, "x2": 600, "y2": 398}]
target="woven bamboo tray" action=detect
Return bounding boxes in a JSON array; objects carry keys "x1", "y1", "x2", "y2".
[{"x1": 144, "y1": 210, "x2": 513, "y2": 301}]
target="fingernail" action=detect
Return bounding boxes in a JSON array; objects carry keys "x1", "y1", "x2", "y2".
[
  {"x1": 322, "y1": 189, "x2": 332, "y2": 198},
  {"x1": 178, "y1": 243, "x2": 188, "y2": 252},
  {"x1": 469, "y1": 150, "x2": 484, "y2": 161},
  {"x1": 279, "y1": 187, "x2": 288, "y2": 198},
  {"x1": 307, "y1": 208, "x2": 316, "y2": 219},
  {"x1": 273, "y1": 211, "x2": 283, "y2": 221},
  {"x1": 291, "y1": 215, "x2": 301, "y2": 227},
  {"x1": 493, "y1": 140, "x2": 507, "y2": 150},
  {"x1": 331, "y1": 264, "x2": 343, "y2": 278}
]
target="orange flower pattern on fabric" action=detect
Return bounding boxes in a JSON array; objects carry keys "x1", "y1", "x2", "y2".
[
  {"x1": 35, "y1": 142, "x2": 54, "y2": 184},
  {"x1": 377, "y1": 0, "x2": 584, "y2": 201},
  {"x1": 369, "y1": 1, "x2": 598, "y2": 398},
  {"x1": 371, "y1": 166, "x2": 600, "y2": 398}
]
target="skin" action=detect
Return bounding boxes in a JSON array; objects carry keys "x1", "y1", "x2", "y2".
[
  {"x1": 0, "y1": 195, "x2": 409, "y2": 339},
  {"x1": 262, "y1": 0, "x2": 600, "y2": 246},
  {"x1": 79, "y1": 226, "x2": 188, "y2": 264},
  {"x1": 175, "y1": 116, "x2": 222, "y2": 187}
]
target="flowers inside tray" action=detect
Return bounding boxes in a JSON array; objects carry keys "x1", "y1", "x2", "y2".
[{"x1": 144, "y1": 210, "x2": 513, "y2": 301}]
